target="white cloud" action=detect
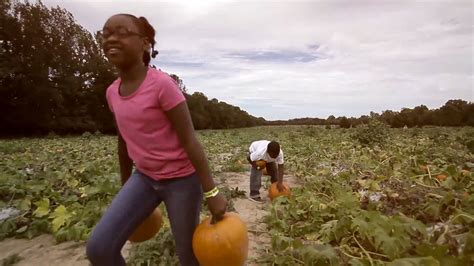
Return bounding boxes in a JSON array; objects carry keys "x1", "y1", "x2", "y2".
[{"x1": 43, "y1": 0, "x2": 473, "y2": 120}]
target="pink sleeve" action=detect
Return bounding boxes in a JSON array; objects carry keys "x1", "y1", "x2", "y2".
[{"x1": 158, "y1": 75, "x2": 186, "y2": 111}]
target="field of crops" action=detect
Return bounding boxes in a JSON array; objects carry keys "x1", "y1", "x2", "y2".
[{"x1": 1, "y1": 124, "x2": 473, "y2": 265}]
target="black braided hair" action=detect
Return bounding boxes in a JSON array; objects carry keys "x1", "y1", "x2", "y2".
[{"x1": 119, "y1": 14, "x2": 158, "y2": 66}]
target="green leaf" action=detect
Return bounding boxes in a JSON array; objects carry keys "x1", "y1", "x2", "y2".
[
  {"x1": 67, "y1": 179, "x2": 79, "y2": 188},
  {"x1": 320, "y1": 220, "x2": 337, "y2": 242},
  {"x1": 298, "y1": 244, "x2": 341, "y2": 265},
  {"x1": 463, "y1": 230, "x2": 474, "y2": 256},
  {"x1": 445, "y1": 165, "x2": 457, "y2": 177},
  {"x1": 77, "y1": 166, "x2": 86, "y2": 174},
  {"x1": 33, "y1": 198, "x2": 50, "y2": 217},
  {"x1": 50, "y1": 205, "x2": 72, "y2": 232},
  {"x1": 416, "y1": 243, "x2": 448, "y2": 258},
  {"x1": 334, "y1": 216, "x2": 352, "y2": 241},
  {"x1": 352, "y1": 211, "x2": 417, "y2": 260},
  {"x1": 15, "y1": 225, "x2": 28, "y2": 233},
  {"x1": 414, "y1": 243, "x2": 463, "y2": 265},
  {"x1": 441, "y1": 176, "x2": 457, "y2": 189},
  {"x1": 369, "y1": 181, "x2": 381, "y2": 191},
  {"x1": 18, "y1": 198, "x2": 31, "y2": 211}
]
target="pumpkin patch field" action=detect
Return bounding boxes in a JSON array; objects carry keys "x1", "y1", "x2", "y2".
[{"x1": 0, "y1": 125, "x2": 473, "y2": 265}]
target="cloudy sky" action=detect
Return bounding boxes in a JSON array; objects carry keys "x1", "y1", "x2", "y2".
[{"x1": 43, "y1": 0, "x2": 473, "y2": 120}]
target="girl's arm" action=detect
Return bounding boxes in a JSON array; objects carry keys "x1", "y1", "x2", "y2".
[
  {"x1": 118, "y1": 129, "x2": 133, "y2": 185},
  {"x1": 165, "y1": 101, "x2": 227, "y2": 219}
]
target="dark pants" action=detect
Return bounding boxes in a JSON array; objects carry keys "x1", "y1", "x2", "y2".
[
  {"x1": 86, "y1": 170, "x2": 202, "y2": 266},
  {"x1": 250, "y1": 162, "x2": 277, "y2": 197}
]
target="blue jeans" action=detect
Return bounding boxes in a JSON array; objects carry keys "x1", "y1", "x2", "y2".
[
  {"x1": 86, "y1": 170, "x2": 203, "y2": 266},
  {"x1": 250, "y1": 162, "x2": 277, "y2": 197}
]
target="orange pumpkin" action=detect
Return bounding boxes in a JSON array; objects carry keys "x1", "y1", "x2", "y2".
[
  {"x1": 192, "y1": 212, "x2": 248, "y2": 266},
  {"x1": 128, "y1": 208, "x2": 163, "y2": 243},
  {"x1": 436, "y1": 174, "x2": 447, "y2": 182},
  {"x1": 268, "y1": 182, "x2": 291, "y2": 201},
  {"x1": 256, "y1": 160, "x2": 271, "y2": 175},
  {"x1": 420, "y1": 165, "x2": 428, "y2": 173},
  {"x1": 256, "y1": 160, "x2": 266, "y2": 170}
]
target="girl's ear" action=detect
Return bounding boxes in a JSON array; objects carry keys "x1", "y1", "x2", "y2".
[{"x1": 143, "y1": 38, "x2": 151, "y2": 52}]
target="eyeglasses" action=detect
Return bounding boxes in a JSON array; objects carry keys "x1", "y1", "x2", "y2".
[{"x1": 97, "y1": 27, "x2": 143, "y2": 41}]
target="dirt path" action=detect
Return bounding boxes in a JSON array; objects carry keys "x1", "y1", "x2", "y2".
[
  {"x1": 0, "y1": 171, "x2": 298, "y2": 265},
  {"x1": 218, "y1": 171, "x2": 299, "y2": 266},
  {"x1": 0, "y1": 234, "x2": 133, "y2": 266}
]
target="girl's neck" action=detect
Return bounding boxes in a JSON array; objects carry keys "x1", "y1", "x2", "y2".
[{"x1": 119, "y1": 63, "x2": 148, "y2": 82}]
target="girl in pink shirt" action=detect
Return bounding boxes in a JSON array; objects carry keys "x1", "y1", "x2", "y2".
[{"x1": 86, "y1": 14, "x2": 227, "y2": 266}]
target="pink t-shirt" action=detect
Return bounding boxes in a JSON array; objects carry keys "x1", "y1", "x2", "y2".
[{"x1": 106, "y1": 68, "x2": 195, "y2": 180}]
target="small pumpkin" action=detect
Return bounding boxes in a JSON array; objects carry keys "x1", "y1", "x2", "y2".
[
  {"x1": 256, "y1": 160, "x2": 271, "y2": 175},
  {"x1": 192, "y1": 212, "x2": 249, "y2": 266},
  {"x1": 256, "y1": 160, "x2": 266, "y2": 170},
  {"x1": 436, "y1": 174, "x2": 447, "y2": 182},
  {"x1": 420, "y1": 165, "x2": 428, "y2": 173},
  {"x1": 268, "y1": 182, "x2": 291, "y2": 201},
  {"x1": 128, "y1": 208, "x2": 163, "y2": 243}
]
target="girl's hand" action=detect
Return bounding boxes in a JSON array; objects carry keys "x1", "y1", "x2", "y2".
[{"x1": 207, "y1": 193, "x2": 227, "y2": 223}]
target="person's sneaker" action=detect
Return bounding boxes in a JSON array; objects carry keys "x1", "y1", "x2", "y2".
[{"x1": 248, "y1": 195, "x2": 264, "y2": 203}]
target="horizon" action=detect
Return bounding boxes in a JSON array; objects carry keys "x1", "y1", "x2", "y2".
[
  {"x1": 233, "y1": 98, "x2": 470, "y2": 121},
  {"x1": 43, "y1": 0, "x2": 474, "y2": 120}
]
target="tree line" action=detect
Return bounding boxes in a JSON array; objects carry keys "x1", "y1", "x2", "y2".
[
  {"x1": 268, "y1": 100, "x2": 474, "y2": 128},
  {"x1": 0, "y1": 0, "x2": 264, "y2": 136}
]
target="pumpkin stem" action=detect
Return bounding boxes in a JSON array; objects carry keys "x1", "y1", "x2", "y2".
[{"x1": 210, "y1": 215, "x2": 217, "y2": 225}]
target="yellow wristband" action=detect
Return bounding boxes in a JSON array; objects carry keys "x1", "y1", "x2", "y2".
[{"x1": 204, "y1": 187, "x2": 219, "y2": 199}]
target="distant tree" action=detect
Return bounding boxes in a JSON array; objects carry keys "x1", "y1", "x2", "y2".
[
  {"x1": 266, "y1": 100, "x2": 473, "y2": 128},
  {"x1": 412, "y1": 105, "x2": 429, "y2": 126},
  {"x1": 0, "y1": 0, "x2": 263, "y2": 136},
  {"x1": 175, "y1": 76, "x2": 263, "y2": 130},
  {"x1": 326, "y1": 115, "x2": 336, "y2": 125},
  {"x1": 380, "y1": 110, "x2": 397, "y2": 127},
  {"x1": 358, "y1": 115, "x2": 370, "y2": 125},
  {"x1": 339, "y1": 116, "x2": 351, "y2": 128},
  {"x1": 399, "y1": 108, "x2": 414, "y2": 127},
  {"x1": 170, "y1": 74, "x2": 187, "y2": 93},
  {"x1": 436, "y1": 99, "x2": 469, "y2": 126},
  {"x1": 370, "y1": 111, "x2": 379, "y2": 119},
  {"x1": 465, "y1": 103, "x2": 474, "y2": 126},
  {"x1": 0, "y1": 0, "x2": 115, "y2": 135}
]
